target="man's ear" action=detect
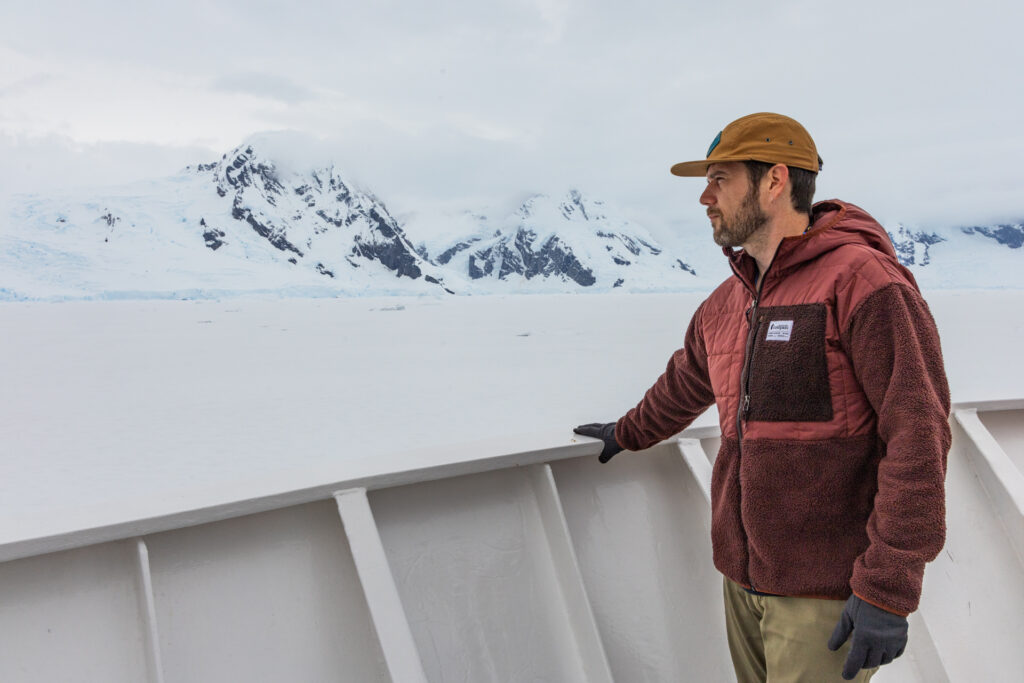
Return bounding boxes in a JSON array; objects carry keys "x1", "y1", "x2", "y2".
[{"x1": 764, "y1": 164, "x2": 791, "y2": 204}]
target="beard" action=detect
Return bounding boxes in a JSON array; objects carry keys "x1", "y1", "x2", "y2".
[{"x1": 711, "y1": 187, "x2": 769, "y2": 248}]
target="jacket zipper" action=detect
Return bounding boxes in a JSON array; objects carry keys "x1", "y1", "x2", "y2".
[{"x1": 730, "y1": 251, "x2": 779, "y2": 592}]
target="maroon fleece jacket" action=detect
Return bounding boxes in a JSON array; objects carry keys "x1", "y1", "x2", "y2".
[{"x1": 615, "y1": 200, "x2": 951, "y2": 616}]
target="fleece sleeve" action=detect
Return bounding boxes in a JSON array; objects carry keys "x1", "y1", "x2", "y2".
[
  {"x1": 615, "y1": 301, "x2": 716, "y2": 452},
  {"x1": 842, "y1": 282, "x2": 951, "y2": 616}
]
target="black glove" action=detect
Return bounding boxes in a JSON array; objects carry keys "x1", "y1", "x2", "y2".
[
  {"x1": 573, "y1": 422, "x2": 624, "y2": 463},
  {"x1": 827, "y1": 594, "x2": 908, "y2": 680}
]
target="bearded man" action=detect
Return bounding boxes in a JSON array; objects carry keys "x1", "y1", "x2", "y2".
[{"x1": 575, "y1": 113, "x2": 950, "y2": 682}]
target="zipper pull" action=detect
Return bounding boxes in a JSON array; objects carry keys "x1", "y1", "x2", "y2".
[{"x1": 743, "y1": 394, "x2": 750, "y2": 415}]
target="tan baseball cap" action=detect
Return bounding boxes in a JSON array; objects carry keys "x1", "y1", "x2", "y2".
[{"x1": 670, "y1": 112, "x2": 821, "y2": 177}]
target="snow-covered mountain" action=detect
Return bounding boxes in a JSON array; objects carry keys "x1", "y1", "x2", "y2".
[
  {"x1": 0, "y1": 141, "x2": 460, "y2": 301},
  {"x1": 1, "y1": 139, "x2": 1022, "y2": 301},
  {"x1": 960, "y1": 223, "x2": 1024, "y2": 250},
  {"x1": 0, "y1": 141, "x2": 709, "y2": 301},
  {"x1": 881, "y1": 220, "x2": 1023, "y2": 288},
  {"x1": 886, "y1": 224, "x2": 947, "y2": 267},
  {"x1": 400, "y1": 190, "x2": 702, "y2": 293},
  {"x1": 196, "y1": 145, "x2": 452, "y2": 291}
]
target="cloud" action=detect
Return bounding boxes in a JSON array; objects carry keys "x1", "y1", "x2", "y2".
[
  {"x1": 0, "y1": 73, "x2": 59, "y2": 99},
  {"x1": 210, "y1": 72, "x2": 316, "y2": 104},
  {"x1": 0, "y1": 0, "x2": 1022, "y2": 231},
  {"x1": 530, "y1": 0, "x2": 577, "y2": 42},
  {"x1": 0, "y1": 133, "x2": 215, "y2": 198}
]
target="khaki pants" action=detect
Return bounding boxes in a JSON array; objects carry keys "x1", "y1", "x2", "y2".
[{"x1": 723, "y1": 577, "x2": 877, "y2": 683}]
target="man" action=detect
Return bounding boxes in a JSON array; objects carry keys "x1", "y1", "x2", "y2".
[{"x1": 575, "y1": 113, "x2": 950, "y2": 682}]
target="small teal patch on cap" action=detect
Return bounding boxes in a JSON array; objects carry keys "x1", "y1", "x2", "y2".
[{"x1": 706, "y1": 131, "x2": 722, "y2": 158}]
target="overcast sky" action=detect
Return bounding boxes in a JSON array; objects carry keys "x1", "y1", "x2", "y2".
[{"x1": 2, "y1": 0, "x2": 1022, "y2": 240}]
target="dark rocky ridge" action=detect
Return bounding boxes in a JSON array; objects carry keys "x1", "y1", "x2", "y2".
[
  {"x1": 195, "y1": 144, "x2": 447, "y2": 291},
  {"x1": 416, "y1": 190, "x2": 692, "y2": 288},
  {"x1": 467, "y1": 230, "x2": 596, "y2": 286},
  {"x1": 887, "y1": 225, "x2": 945, "y2": 266},
  {"x1": 962, "y1": 224, "x2": 1024, "y2": 249}
]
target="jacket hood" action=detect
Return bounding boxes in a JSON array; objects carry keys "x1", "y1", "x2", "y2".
[{"x1": 726, "y1": 199, "x2": 912, "y2": 291}]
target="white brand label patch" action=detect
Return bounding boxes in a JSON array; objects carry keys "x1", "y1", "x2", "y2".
[{"x1": 766, "y1": 320, "x2": 793, "y2": 342}]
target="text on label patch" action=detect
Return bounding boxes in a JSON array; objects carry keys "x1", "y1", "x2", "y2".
[{"x1": 766, "y1": 320, "x2": 793, "y2": 342}]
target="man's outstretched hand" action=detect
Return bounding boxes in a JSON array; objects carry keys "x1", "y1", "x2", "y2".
[
  {"x1": 573, "y1": 422, "x2": 624, "y2": 463},
  {"x1": 827, "y1": 594, "x2": 908, "y2": 680}
]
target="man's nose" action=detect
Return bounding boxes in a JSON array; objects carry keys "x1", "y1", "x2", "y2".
[{"x1": 699, "y1": 185, "x2": 715, "y2": 206}]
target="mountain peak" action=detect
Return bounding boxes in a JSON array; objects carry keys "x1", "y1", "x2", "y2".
[{"x1": 400, "y1": 188, "x2": 700, "y2": 292}]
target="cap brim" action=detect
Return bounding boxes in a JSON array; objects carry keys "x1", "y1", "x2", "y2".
[
  {"x1": 670, "y1": 156, "x2": 752, "y2": 177},
  {"x1": 669, "y1": 160, "x2": 711, "y2": 177}
]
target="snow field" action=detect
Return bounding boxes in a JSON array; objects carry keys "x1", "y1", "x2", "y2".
[{"x1": 0, "y1": 290, "x2": 1019, "y2": 549}]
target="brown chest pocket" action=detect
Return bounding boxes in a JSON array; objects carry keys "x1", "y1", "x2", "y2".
[{"x1": 746, "y1": 303, "x2": 832, "y2": 422}]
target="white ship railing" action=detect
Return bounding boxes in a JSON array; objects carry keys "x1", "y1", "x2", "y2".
[{"x1": 1, "y1": 399, "x2": 1022, "y2": 682}]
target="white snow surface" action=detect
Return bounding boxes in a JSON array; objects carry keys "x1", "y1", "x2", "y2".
[{"x1": 1, "y1": 290, "x2": 1020, "y2": 549}]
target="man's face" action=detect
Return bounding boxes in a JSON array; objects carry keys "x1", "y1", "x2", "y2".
[{"x1": 699, "y1": 162, "x2": 768, "y2": 248}]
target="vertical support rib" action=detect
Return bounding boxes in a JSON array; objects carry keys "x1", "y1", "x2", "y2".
[
  {"x1": 906, "y1": 611, "x2": 951, "y2": 683},
  {"x1": 334, "y1": 488, "x2": 428, "y2": 683},
  {"x1": 676, "y1": 438, "x2": 713, "y2": 507},
  {"x1": 528, "y1": 464, "x2": 614, "y2": 683},
  {"x1": 134, "y1": 538, "x2": 166, "y2": 683},
  {"x1": 955, "y1": 409, "x2": 1024, "y2": 567}
]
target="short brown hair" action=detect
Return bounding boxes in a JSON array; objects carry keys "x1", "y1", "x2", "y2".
[{"x1": 743, "y1": 160, "x2": 818, "y2": 215}]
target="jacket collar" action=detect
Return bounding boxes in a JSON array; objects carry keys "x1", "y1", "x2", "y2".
[{"x1": 725, "y1": 199, "x2": 901, "y2": 293}]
